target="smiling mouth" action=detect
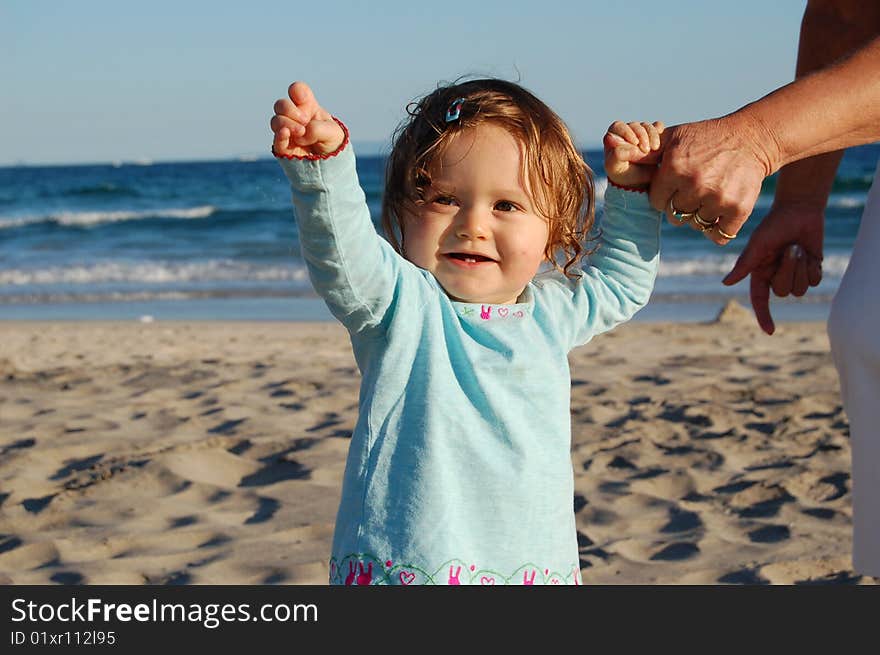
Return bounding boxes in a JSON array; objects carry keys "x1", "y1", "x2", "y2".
[{"x1": 445, "y1": 253, "x2": 496, "y2": 263}]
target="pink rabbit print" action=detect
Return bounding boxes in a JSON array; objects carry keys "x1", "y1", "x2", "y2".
[
  {"x1": 344, "y1": 561, "x2": 357, "y2": 585},
  {"x1": 448, "y1": 565, "x2": 462, "y2": 585},
  {"x1": 522, "y1": 569, "x2": 537, "y2": 585},
  {"x1": 345, "y1": 561, "x2": 373, "y2": 585},
  {"x1": 480, "y1": 305, "x2": 492, "y2": 320},
  {"x1": 356, "y1": 562, "x2": 373, "y2": 585}
]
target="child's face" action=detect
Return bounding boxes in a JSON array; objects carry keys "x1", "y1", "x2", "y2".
[{"x1": 402, "y1": 124, "x2": 550, "y2": 305}]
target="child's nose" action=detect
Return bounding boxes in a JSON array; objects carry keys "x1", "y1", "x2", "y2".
[{"x1": 454, "y1": 206, "x2": 488, "y2": 240}]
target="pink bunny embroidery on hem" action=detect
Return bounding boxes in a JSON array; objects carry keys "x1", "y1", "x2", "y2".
[{"x1": 331, "y1": 555, "x2": 579, "y2": 585}]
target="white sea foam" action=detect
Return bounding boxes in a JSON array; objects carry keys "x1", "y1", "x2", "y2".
[
  {"x1": 594, "y1": 177, "x2": 607, "y2": 203},
  {"x1": 827, "y1": 193, "x2": 866, "y2": 209},
  {"x1": 0, "y1": 205, "x2": 216, "y2": 229},
  {"x1": 0, "y1": 260, "x2": 310, "y2": 285},
  {"x1": 659, "y1": 254, "x2": 851, "y2": 277}
]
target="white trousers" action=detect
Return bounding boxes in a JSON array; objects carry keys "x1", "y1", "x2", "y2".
[{"x1": 828, "y1": 160, "x2": 880, "y2": 577}]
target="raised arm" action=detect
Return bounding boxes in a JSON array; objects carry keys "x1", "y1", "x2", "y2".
[
  {"x1": 541, "y1": 121, "x2": 663, "y2": 349},
  {"x1": 271, "y1": 82, "x2": 410, "y2": 334}
]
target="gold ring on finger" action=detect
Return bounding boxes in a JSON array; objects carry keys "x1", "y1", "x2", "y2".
[
  {"x1": 692, "y1": 212, "x2": 718, "y2": 229},
  {"x1": 715, "y1": 226, "x2": 737, "y2": 240},
  {"x1": 667, "y1": 198, "x2": 696, "y2": 225}
]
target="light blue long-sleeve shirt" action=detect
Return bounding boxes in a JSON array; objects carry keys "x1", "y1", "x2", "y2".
[{"x1": 278, "y1": 144, "x2": 661, "y2": 585}]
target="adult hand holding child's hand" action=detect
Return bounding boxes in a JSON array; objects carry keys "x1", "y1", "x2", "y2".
[{"x1": 270, "y1": 82, "x2": 345, "y2": 158}]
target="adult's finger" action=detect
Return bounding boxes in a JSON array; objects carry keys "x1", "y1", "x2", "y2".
[
  {"x1": 807, "y1": 255, "x2": 822, "y2": 287},
  {"x1": 791, "y1": 257, "x2": 810, "y2": 297},
  {"x1": 684, "y1": 196, "x2": 726, "y2": 239},
  {"x1": 722, "y1": 245, "x2": 758, "y2": 287},
  {"x1": 770, "y1": 244, "x2": 800, "y2": 297},
  {"x1": 647, "y1": 160, "x2": 680, "y2": 213},
  {"x1": 750, "y1": 273, "x2": 775, "y2": 335},
  {"x1": 661, "y1": 189, "x2": 703, "y2": 228},
  {"x1": 712, "y1": 213, "x2": 749, "y2": 246}
]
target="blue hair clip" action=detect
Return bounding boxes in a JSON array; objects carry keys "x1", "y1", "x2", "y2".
[{"x1": 445, "y1": 97, "x2": 464, "y2": 123}]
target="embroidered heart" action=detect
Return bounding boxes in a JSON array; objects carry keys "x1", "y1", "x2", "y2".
[
  {"x1": 399, "y1": 571, "x2": 415, "y2": 585},
  {"x1": 498, "y1": 307, "x2": 509, "y2": 318},
  {"x1": 480, "y1": 576, "x2": 496, "y2": 585},
  {"x1": 513, "y1": 310, "x2": 524, "y2": 318}
]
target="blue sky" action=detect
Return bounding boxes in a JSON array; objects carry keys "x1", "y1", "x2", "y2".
[{"x1": 1, "y1": 0, "x2": 805, "y2": 165}]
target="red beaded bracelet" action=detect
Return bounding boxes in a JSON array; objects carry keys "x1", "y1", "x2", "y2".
[
  {"x1": 607, "y1": 179, "x2": 648, "y2": 193},
  {"x1": 272, "y1": 117, "x2": 350, "y2": 161}
]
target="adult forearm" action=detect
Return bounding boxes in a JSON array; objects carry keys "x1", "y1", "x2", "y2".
[
  {"x1": 736, "y1": 35, "x2": 880, "y2": 174},
  {"x1": 771, "y1": 0, "x2": 871, "y2": 206}
]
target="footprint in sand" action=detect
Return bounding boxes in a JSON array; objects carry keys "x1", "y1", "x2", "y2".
[
  {"x1": 238, "y1": 457, "x2": 310, "y2": 486},
  {"x1": 22, "y1": 494, "x2": 56, "y2": 514},
  {"x1": 720, "y1": 481, "x2": 795, "y2": 518},
  {"x1": 628, "y1": 467, "x2": 668, "y2": 480},
  {"x1": 169, "y1": 515, "x2": 198, "y2": 528},
  {"x1": 657, "y1": 405, "x2": 712, "y2": 427},
  {"x1": 801, "y1": 508, "x2": 837, "y2": 520},
  {"x1": 598, "y1": 481, "x2": 629, "y2": 495},
  {"x1": 649, "y1": 542, "x2": 700, "y2": 561},
  {"x1": 0, "y1": 535, "x2": 23, "y2": 555},
  {"x1": 50, "y1": 454, "x2": 104, "y2": 480},
  {"x1": 244, "y1": 497, "x2": 280, "y2": 525},
  {"x1": 660, "y1": 507, "x2": 703, "y2": 534},
  {"x1": 50, "y1": 571, "x2": 84, "y2": 585},
  {"x1": 0, "y1": 438, "x2": 36, "y2": 456},
  {"x1": 607, "y1": 455, "x2": 637, "y2": 470},
  {"x1": 198, "y1": 534, "x2": 233, "y2": 549},
  {"x1": 633, "y1": 374, "x2": 671, "y2": 386},
  {"x1": 717, "y1": 568, "x2": 769, "y2": 585},
  {"x1": 159, "y1": 571, "x2": 191, "y2": 585},
  {"x1": 794, "y1": 572, "x2": 863, "y2": 585},
  {"x1": 748, "y1": 524, "x2": 791, "y2": 544},
  {"x1": 208, "y1": 418, "x2": 247, "y2": 435},
  {"x1": 577, "y1": 531, "x2": 594, "y2": 548}
]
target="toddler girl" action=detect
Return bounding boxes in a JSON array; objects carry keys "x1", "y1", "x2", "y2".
[{"x1": 270, "y1": 78, "x2": 663, "y2": 585}]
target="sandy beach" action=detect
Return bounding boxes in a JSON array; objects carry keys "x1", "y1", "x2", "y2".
[{"x1": 0, "y1": 304, "x2": 874, "y2": 585}]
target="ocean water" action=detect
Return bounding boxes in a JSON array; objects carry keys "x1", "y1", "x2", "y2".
[{"x1": 0, "y1": 144, "x2": 876, "y2": 322}]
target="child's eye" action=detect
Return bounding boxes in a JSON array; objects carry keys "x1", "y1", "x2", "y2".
[
  {"x1": 495, "y1": 200, "x2": 520, "y2": 212},
  {"x1": 432, "y1": 195, "x2": 457, "y2": 206}
]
